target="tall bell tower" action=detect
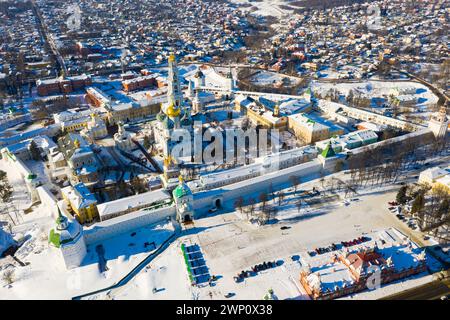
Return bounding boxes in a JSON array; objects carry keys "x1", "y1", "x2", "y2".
[{"x1": 167, "y1": 53, "x2": 183, "y2": 107}]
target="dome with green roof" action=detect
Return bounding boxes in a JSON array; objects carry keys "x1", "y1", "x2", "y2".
[
  {"x1": 27, "y1": 173, "x2": 37, "y2": 180},
  {"x1": 156, "y1": 110, "x2": 167, "y2": 122},
  {"x1": 172, "y1": 176, "x2": 192, "y2": 199},
  {"x1": 49, "y1": 208, "x2": 83, "y2": 248},
  {"x1": 162, "y1": 115, "x2": 175, "y2": 129},
  {"x1": 321, "y1": 142, "x2": 336, "y2": 158}
]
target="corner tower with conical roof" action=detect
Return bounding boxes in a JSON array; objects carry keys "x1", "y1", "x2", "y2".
[{"x1": 49, "y1": 207, "x2": 87, "y2": 269}]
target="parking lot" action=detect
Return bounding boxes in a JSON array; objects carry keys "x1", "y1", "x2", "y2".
[{"x1": 179, "y1": 186, "x2": 417, "y2": 299}]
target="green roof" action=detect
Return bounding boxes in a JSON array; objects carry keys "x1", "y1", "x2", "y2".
[
  {"x1": 321, "y1": 143, "x2": 336, "y2": 158},
  {"x1": 27, "y1": 173, "x2": 37, "y2": 180},
  {"x1": 8, "y1": 107, "x2": 17, "y2": 114},
  {"x1": 173, "y1": 183, "x2": 191, "y2": 199},
  {"x1": 49, "y1": 229, "x2": 61, "y2": 248}
]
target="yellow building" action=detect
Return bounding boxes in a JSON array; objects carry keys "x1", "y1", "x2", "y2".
[
  {"x1": 287, "y1": 113, "x2": 345, "y2": 144},
  {"x1": 106, "y1": 102, "x2": 160, "y2": 125},
  {"x1": 235, "y1": 98, "x2": 288, "y2": 130},
  {"x1": 61, "y1": 113, "x2": 109, "y2": 133},
  {"x1": 288, "y1": 114, "x2": 328, "y2": 143},
  {"x1": 418, "y1": 166, "x2": 450, "y2": 195},
  {"x1": 61, "y1": 183, "x2": 99, "y2": 224}
]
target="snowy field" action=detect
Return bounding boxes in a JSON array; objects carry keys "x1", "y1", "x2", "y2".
[
  {"x1": 0, "y1": 220, "x2": 174, "y2": 299},
  {"x1": 248, "y1": 71, "x2": 302, "y2": 87},
  {"x1": 230, "y1": 0, "x2": 297, "y2": 18},
  {"x1": 312, "y1": 80, "x2": 439, "y2": 108}
]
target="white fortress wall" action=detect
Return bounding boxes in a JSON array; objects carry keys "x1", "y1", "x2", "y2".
[
  {"x1": 83, "y1": 206, "x2": 176, "y2": 245},
  {"x1": 36, "y1": 185, "x2": 59, "y2": 218},
  {"x1": 193, "y1": 159, "x2": 323, "y2": 213}
]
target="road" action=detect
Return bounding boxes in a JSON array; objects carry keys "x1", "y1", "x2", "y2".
[
  {"x1": 381, "y1": 277, "x2": 450, "y2": 300},
  {"x1": 31, "y1": 0, "x2": 67, "y2": 76}
]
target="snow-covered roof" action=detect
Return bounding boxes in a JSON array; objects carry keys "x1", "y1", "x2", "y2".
[
  {"x1": 278, "y1": 98, "x2": 310, "y2": 115},
  {"x1": 200, "y1": 162, "x2": 262, "y2": 187},
  {"x1": 61, "y1": 183, "x2": 97, "y2": 210},
  {"x1": 97, "y1": 189, "x2": 172, "y2": 218},
  {"x1": 419, "y1": 166, "x2": 449, "y2": 184},
  {"x1": 288, "y1": 113, "x2": 329, "y2": 132}
]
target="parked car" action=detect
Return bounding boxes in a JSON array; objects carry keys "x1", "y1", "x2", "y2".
[{"x1": 224, "y1": 292, "x2": 235, "y2": 298}]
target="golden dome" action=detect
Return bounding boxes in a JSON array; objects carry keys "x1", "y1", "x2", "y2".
[
  {"x1": 166, "y1": 101, "x2": 181, "y2": 118},
  {"x1": 168, "y1": 53, "x2": 176, "y2": 63},
  {"x1": 273, "y1": 104, "x2": 280, "y2": 117}
]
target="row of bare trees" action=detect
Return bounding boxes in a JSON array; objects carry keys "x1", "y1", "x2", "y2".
[
  {"x1": 347, "y1": 132, "x2": 448, "y2": 189},
  {"x1": 233, "y1": 177, "x2": 304, "y2": 225},
  {"x1": 400, "y1": 183, "x2": 450, "y2": 243}
]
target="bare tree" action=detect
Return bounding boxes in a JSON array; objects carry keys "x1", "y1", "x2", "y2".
[
  {"x1": 2, "y1": 269, "x2": 15, "y2": 285},
  {"x1": 234, "y1": 196, "x2": 245, "y2": 214},
  {"x1": 289, "y1": 176, "x2": 301, "y2": 195},
  {"x1": 268, "y1": 183, "x2": 275, "y2": 201},
  {"x1": 259, "y1": 192, "x2": 268, "y2": 212},
  {"x1": 296, "y1": 199, "x2": 302, "y2": 213},
  {"x1": 248, "y1": 198, "x2": 256, "y2": 218},
  {"x1": 278, "y1": 191, "x2": 285, "y2": 206}
]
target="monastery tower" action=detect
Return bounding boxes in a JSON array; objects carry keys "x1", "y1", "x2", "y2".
[{"x1": 428, "y1": 106, "x2": 448, "y2": 139}]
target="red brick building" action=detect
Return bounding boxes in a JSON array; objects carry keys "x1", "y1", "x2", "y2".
[
  {"x1": 300, "y1": 247, "x2": 427, "y2": 300},
  {"x1": 36, "y1": 75, "x2": 91, "y2": 96},
  {"x1": 122, "y1": 75, "x2": 157, "y2": 92}
]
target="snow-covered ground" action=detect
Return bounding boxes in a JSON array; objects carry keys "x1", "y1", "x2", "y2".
[
  {"x1": 248, "y1": 71, "x2": 302, "y2": 87},
  {"x1": 0, "y1": 220, "x2": 174, "y2": 299},
  {"x1": 312, "y1": 80, "x2": 439, "y2": 109},
  {"x1": 230, "y1": 0, "x2": 296, "y2": 18},
  {"x1": 94, "y1": 171, "x2": 444, "y2": 300},
  {"x1": 1, "y1": 144, "x2": 446, "y2": 299}
]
